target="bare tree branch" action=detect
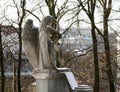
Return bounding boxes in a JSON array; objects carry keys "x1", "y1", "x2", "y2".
[{"x1": 25, "y1": 9, "x2": 41, "y2": 22}]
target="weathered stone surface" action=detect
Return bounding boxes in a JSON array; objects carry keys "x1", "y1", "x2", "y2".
[
  {"x1": 22, "y1": 16, "x2": 60, "y2": 70},
  {"x1": 32, "y1": 69, "x2": 71, "y2": 92}
]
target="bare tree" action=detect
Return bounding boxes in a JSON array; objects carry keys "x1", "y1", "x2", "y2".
[
  {"x1": 8, "y1": 0, "x2": 26, "y2": 92},
  {"x1": 16, "y1": 0, "x2": 26, "y2": 92},
  {"x1": 6, "y1": 46, "x2": 17, "y2": 92},
  {"x1": 98, "y1": 0, "x2": 115, "y2": 92},
  {"x1": 77, "y1": 0, "x2": 100, "y2": 91}
]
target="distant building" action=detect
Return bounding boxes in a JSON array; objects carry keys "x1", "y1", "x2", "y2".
[
  {"x1": 1, "y1": 25, "x2": 17, "y2": 35},
  {"x1": 0, "y1": 25, "x2": 32, "y2": 75},
  {"x1": 60, "y1": 27, "x2": 92, "y2": 49}
]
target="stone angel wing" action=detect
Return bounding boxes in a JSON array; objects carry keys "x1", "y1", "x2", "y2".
[{"x1": 22, "y1": 19, "x2": 39, "y2": 70}]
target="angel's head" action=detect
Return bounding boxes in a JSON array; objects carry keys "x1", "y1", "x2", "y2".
[{"x1": 41, "y1": 16, "x2": 58, "y2": 29}]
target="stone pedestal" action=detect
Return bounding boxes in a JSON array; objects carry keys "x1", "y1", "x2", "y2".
[{"x1": 32, "y1": 69, "x2": 71, "y2": 92}]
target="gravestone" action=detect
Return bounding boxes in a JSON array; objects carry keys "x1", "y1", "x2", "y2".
[{"x1": 22, "y1": 16, "x2": 93, "y2": 92}]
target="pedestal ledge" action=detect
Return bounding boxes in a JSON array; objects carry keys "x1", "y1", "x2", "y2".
[
  {"x1": 31, "y1": 69, "x2": 57, "y2": 79},
  {"x1": 57, "y1": 67, "x2": 71, "y2": 72}
]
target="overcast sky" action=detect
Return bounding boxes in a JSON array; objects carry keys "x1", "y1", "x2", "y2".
[{"x1": 0, "y1": 0, "x2": 120, "y2": 31}]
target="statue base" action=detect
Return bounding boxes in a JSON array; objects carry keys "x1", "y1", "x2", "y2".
[{"x1": 32, "y1": 69, "x2": 70, "y2": 92}]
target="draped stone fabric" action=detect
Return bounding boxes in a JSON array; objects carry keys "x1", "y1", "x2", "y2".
[{"x1": 39, "y1": 16, "x2": 58, "y2": 69}]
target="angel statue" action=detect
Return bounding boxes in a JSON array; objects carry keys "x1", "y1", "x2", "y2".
[{"x1": 22, "y1": 16, "x2": 61, "y2": 70}]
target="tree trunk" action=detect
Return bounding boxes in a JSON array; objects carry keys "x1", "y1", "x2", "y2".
[
  {"x1": 45, "y1": 0, "x2": 57, "y2": 19},
  {"x1": 91, "y1": 20, "x2": 99, "y2": 92},
  {"x1": 17, "y1": 0, "x2": 26, "y2": 91},
  {"x1": 78, "y1": 0, "x2": 100, "y2": 91},
  {"x1": 103, "y1": 9, "x2": 115, "y2": 92},
  {"x1": 0, "y1": 25, "x2": 5, "y2": 92},
  {"x1": 13, "y1": 58, "x2": 17, "y2": 92},
  {"x1": 17, "y1": 30, "x2": 22, "y2": 92}
]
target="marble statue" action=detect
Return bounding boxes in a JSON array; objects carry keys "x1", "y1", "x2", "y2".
[{"x1": 22, "y1": 16, "x2": 61, "y2": 70}]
